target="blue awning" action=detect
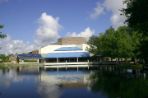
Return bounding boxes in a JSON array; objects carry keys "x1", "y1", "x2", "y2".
[
  {"x1": 17, "y1": 54, "x2": 42, "y2": 59},
  {"x1": 41, "y1": 52, "x2": 90, "y2": 58}
]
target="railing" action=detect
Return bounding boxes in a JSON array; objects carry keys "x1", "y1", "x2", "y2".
[{"x1": 44, "y1": 62, "x2": 96, "y2": 66}]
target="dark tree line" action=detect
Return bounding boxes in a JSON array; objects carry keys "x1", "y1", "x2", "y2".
[{"x1": 123, "y1": 0, "x2": 148, "y2": 64}]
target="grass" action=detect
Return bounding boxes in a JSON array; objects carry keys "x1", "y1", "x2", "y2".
[
  {"x1": 24, "y1": 59, "x2": 38, "y2": 62},
  {"x1": 119, "y1": 64, "x2": 143, "y2": 69}
]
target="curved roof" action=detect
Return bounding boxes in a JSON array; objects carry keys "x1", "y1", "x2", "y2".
[{"x1": 42, "y1": 52, "x2": 90, "y2": 58}]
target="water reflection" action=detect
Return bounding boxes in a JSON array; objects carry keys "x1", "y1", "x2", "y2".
[
  {"x1": 1, "y1": 67, "x2": 147, "y2": 98},
  {"x1": 37, "y1": 71, "x2": 106, "y2": 98},
  {"x1": 38, "y1": 71, "x2": 89, "y2": 98},
  {"x1": 0, "y1": 69, "x2": 41, "y2": 98},
  {"x1": 0, "y1": 69, "x2": 106, "y2": 98},
  {"x1": 90, "y1": 70, "x2": 148, "y2": 98},
  {"x1": 0, "y1": 69, "x2": 24, "y2": 87}
]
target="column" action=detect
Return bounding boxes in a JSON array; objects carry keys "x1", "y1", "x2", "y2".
[
  {"x1": 57, "y1": 58, "x2": 59, "y2": 63},
  {"x1": 77, "y1": 57, "x2": 78, "y2": 62}
]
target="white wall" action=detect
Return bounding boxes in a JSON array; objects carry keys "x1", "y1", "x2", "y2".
[
  {"x1": 39, "y1": 44, "x2": 90, "y2": 54},
  {"x1": 81, "y1": 44, "x2": 90, "y2": 51}
]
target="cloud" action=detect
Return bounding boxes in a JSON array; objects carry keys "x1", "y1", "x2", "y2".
[
  {"x1": 90, "y1": 2, "x2": 104, "y2": 19},
  {"x1": 35, "y1": 12, "x2": 61, "y2": 47},
  {"x1": 110, "y1": 14, "x2": 126, "y2": 28},
  {"x1": 0, "y1": 13, "x2": 93, "y2": 54},
  {"x1": 103, "y1": 0, "x2": 126, "y2": 28},
  {"x1": 90, "y1": 0, "x2": 126, "y2": 28},
  {"x1": 0, "y1": 12, "x2": 62, "y2": 54},
  {"x1": 67, "y1": 27, "x2": 94, "y2": 41},
  {"x1": 0, "y1": 36, "x2": 36, "y2": 54},
  {"x1": 103, "y1": 0, "x2": 125, "y2": 13}
]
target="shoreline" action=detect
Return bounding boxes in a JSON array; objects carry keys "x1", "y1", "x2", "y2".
[
  {"x1": 0, "y1": 62, "x2": 144, "y2": 70},
  {"x1": 0, "y1": 63, "x2": 42, "y2": 69}
]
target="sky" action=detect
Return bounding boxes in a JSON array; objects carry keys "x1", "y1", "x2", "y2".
[{"x1": 0, "y1": 0, "x2": 126, "y2": 54}]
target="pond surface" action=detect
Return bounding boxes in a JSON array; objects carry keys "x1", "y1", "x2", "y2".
[
  {"x1": 0, "y1": 68, "x2": 148, "y2": 98},
  {"x1": 0, "y1": 69, "x2": 107, "y2": 98}
]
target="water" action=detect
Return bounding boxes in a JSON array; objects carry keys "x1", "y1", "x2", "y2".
[
  {"x1": 0, "y1": 69, "x2": 107, "y2": 98},
  {"x1": 0, "y1": 68, "x2": 148, "y2": 98}
]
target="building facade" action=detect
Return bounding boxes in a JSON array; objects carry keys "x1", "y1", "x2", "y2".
[
  {"x1": 17, "y1": 37, "x2": 93, "y2": 66},
  {"x1": 39, "y1": 44, "x2": 90, "y2": 63}
]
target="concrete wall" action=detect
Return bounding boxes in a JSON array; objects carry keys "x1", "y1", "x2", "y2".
[{"x1": 57, "y1": 37, "x2": 87, "y2": 45}]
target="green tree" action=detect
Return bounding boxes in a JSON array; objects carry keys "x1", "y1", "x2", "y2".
[
  {"x1": 115, "y1": 26, "x2": 141, "y2": 59},
  {"x1": 88, "y1": 27, "x2": 117, "y2": 58},
  {"x1": 123, "y1": 0, "x2": 148, "y2": 64},
  {"x1": 123, "y1": 0, "x2": 148, "y2": 35},
  {"x1": 0, "y1": 54, "x2": 9, "y2": 62},
  {"x1": 88, "y1": 26, "x2": 140, "y2": 61}
]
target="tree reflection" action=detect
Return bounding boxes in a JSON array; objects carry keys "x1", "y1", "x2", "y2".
[{"x1": 90, "y1": 70, "x2": 148, "y2": 98}]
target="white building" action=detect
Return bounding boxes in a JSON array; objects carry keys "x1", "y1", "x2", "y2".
[
  {"x1": 18, "y1": 37, "x2": 97, "y2": 67},
  {"x1": 39, "y1": 44, "x2": 91, "y2": 63}
]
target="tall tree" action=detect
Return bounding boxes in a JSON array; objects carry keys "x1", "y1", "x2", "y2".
[
  {"x1": 123, "y1": 0, "x2": 148, "y2": 35},
  {"x1": 123, "y1": 0, "x2": 148, "y2": 63}
]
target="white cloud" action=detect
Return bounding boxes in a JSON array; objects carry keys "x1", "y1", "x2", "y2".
[
  {"x1": 35, "y1": 12, "x2": 61, "y2": 47},
  {"x1": 0, "y1": 12, "x2": 94, "y2": 54},
  {"x1": 67, "y1": 27, "x2": 94, "y2": 41},
  {"x1": 90, "y1": 0, "x2": 126, "y2": 28},
  {"x1": 103, "y1": 0, "x2": 125, "y2": 13},
  {"x1": 0, "y1": 12, "x2": 62, "y2": 54},
  {"x1": 103, "y1": 0, "x2": 127, "y2": 28},
  {"x1": 0, "y1": 36, "x2": 36, "y2": 54},
  {"x1": 110, "y1": 14, "x2": 126, "y2": 28},
  {"x1": 90, "y1": 2, "x2": 104, "y2": 19}
]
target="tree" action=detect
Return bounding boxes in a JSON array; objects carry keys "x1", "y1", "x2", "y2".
[
  {"x1": 88, "y1": 27, "x2": 117, "y2": 58},
  {"x1": 123, "y1": 0, "x2": 148, "y2": 35},
  {"x1": 123, "y1": 0, "x2": 148, "y2": 64},
  {"x1": 88, "y1": 26, "x2": 140, "y2": 61},
  {"x1": 0, "y1": 54, "x2": 9, "y2": 62}
]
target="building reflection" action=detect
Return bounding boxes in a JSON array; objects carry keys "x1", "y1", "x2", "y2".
[{"x1": 38, "y1": 71, "x2": 90, "y2": 98}]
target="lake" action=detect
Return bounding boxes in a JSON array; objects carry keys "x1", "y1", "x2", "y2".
[{"x1": 0, "y1": 68, "x2": 148, "y2": 98}]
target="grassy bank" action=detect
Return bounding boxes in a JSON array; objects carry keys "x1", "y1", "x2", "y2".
[
  {"x1": 0, "y1": 62, "x2": 143, "y2": 70},
  {"x1": 119, "y1": 64, "x2": 143, "y2": 69}
]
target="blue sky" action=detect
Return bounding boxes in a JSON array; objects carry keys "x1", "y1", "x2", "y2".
[{"x1": 0, "y1": 0, "x2": 126, "y2": 54}]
